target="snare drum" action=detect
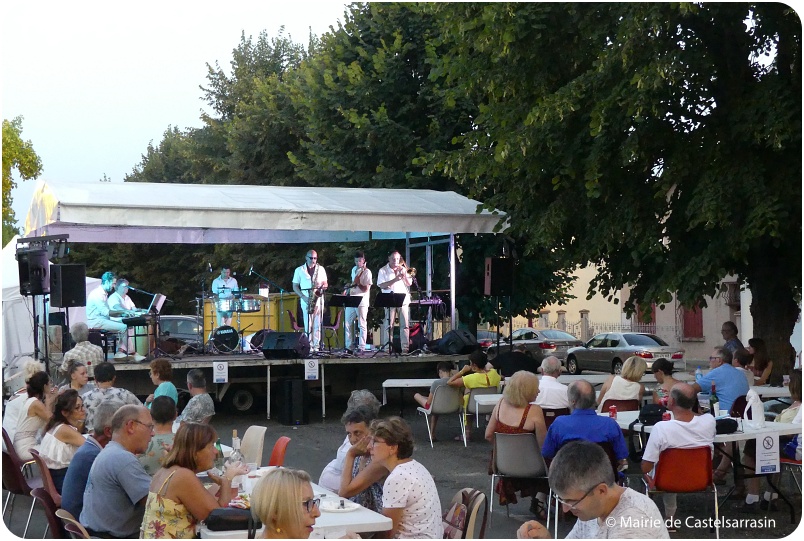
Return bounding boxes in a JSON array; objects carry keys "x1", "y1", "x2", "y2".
[
  {"x1": 216, "y1": 298, "x2": 237, "y2": 312},
  {"x1": 212, "y1": 325, "x2": 239, "y2": 351},
  {"x1": 237, "y1": 296, "x2": 261, "y2": 313}
]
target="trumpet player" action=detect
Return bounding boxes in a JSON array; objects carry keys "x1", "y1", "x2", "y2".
[
  {"x1": 377, "y1": 250, "x2": 413, "y2": 352},
  {"x1": 344, "y1": 251, "x2": 373, "y2": 353}
]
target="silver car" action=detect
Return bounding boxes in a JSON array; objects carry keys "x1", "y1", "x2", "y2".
[
  {"x1": 487, "y1": 328, "x2": 583, "y2": 366},
  {"x1": 565, "y1": 332, "x2": 684, "y2": 375}
]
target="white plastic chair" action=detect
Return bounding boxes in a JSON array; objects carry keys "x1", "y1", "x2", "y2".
[
  {"x1": 240, "y1": 425, "x2": 268, "y2": 466},
  {"x1": 417, "y1": 384, "x2": 464, "y2": 447}
]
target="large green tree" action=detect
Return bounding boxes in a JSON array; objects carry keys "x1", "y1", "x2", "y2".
[
  {"x1": 424, "y1": 3, "x2": 801, "y2": 376},
  {"x1": 3, "y1": 117, "x2": 42, "y2": 246}
]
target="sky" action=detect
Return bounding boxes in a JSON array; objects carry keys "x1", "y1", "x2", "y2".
[{"x1": 2, "y1": 0, "x2": 349, "y2": 228}]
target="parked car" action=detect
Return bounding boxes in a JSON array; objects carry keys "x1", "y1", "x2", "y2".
[
  {"x1": 475, "y1": 329, "x2": 504, "y2": 351},
  {"x1": 486, "y1": 328, "x2": 583, "y2": 366},
  {"x1": 159, "y1": 315, "x2": 203, "y2": 349},
  {"x1": 565, "y1": 332, "x2": 684, "y2": 375}
]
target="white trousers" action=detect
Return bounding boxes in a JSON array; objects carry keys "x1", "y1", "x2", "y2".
[
  {"x1": 301, "y1": 300, "x2": 324, "y2": 349},
  {"x1": 381, "y1": 305, "x2": 410, "y2": 351},
  {"x1": 344, "y1": 305, "x2": 368, "y2": 350}
]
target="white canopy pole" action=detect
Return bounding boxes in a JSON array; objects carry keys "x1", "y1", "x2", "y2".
[{"x1": 450, "y1": 234, "x2": 456, "y2": 330}]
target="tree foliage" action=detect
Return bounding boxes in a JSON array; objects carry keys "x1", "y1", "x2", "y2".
[{"x1": 3, "y1": 117, "x2": 42, "y2": 246}]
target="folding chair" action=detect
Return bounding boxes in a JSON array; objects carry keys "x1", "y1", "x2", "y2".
[{"x1": 416, "y1": 384, "x2": 464, "y2": 448}]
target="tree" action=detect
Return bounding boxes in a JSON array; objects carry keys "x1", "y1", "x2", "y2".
[
  {"x1": 3, "y1": 117, "x2": 42, "y2": 246},
  {"x1": 424, "y1": 3, "x2": 801, "y2": 376}
]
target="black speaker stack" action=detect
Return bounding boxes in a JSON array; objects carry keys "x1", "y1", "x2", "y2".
[
  {"x1": 438, "y1": 329, "x2": 479, "y2": 355},
  {"x1": 50, "y1": 264, "x2": 87, "y2": 307},
  {"x1": 17, "y1": 249, "x2": 50, "y2": 296},
  {"x1": 277, "y1": 378, "x2": 309, "y2": 425},
  {"x1": 484, "y1": 257, "x2": 514, "y2": 296},
  {"x1": 261, "y1": 332, "x2": 311, "y2": 359}
]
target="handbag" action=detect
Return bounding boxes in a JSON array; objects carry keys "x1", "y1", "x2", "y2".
[
  {"x1": 715, "y1": 417, "x2": 738, "y2": 434},
  {"x1": 627, "y1": 404, "x2": 667, "y2": 461},
  {"x1": 205, "y1": 508, "x2": 261, "y2": 539}
]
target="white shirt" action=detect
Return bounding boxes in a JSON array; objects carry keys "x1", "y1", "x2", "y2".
[
  {"x1": 348, "y1": 266, "x2": 373, "y2": 308},
  {"x1": 382, "y1": 460, "x2": 443, "y2": 539},
  {"x1": 567, "y1": 487, "x2": 669, "y2": 539},
  {"x1": 86, "y1": 285, "x2": 111, "y2": 321},
  {"x1": 318, "y1": 435, "x2": 351, "y2": 492},
  {"x1": 212, "y1": 276, "x2": 238, "y2": 299},
  {"x1": 533, "y1": 375, "x2": 570, "y2": 409},
  {"x1": 642, "y1": 414, "x2": 716, "y2": 466},
  {"x1": 107, "y1": 292, "x2": 135, "y2": 313},
  {"x1": 377, "y1": 264, "x2": 410, "y2": 304},
  {"x1": 292, "y1": 264, "x2": 328, "y2": 306}
]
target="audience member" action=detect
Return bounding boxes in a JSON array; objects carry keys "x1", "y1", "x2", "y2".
[
  {"x1": 641, "y1": 383, "x2": 716, "y2": 530},
  {"x1": 487, "y1": 346, "x2": 536, "y2": 378},
  {"x1": 140, "y1": 423, "x2": 248, "y2": 538},
  {"x1": 59, "y1": 360, "x2": 95, "y2": 395},
  {"x1": 2, "y1": 359, "x2": 45, "y2": 447},
  {"x1": 177, "y1": 369, "x2": 215, "y2": 424},
  {"x1": 721, "y1": 320, "x2": 744, "y2": 353},
  {"x1": 252, "y1": 468, "x2": 324, "y2": 539},
  {"x1": 517, "y1": 440, "x2": 669, "y2": 538},
  {"x1": 145, "y1": 358, "x2": 179, "y2": 410},
  {"x1": 747, "y1": 337, "x2": 773, "y2": 385},
  {"x1": 139, "y1": 396, "x2": 178, "y2": 475},
  {"x1": 38, "y1": 389, "x2": 87, "y2": 492},
  {"x1": 61, "y1": 400, "x2": 120, "y2": 519},
  {"x1": 596, "y1": 356, "x2": 646, "y2": 412},
  {"x1": 81, "y1": 405, "x2": 154, "y2": 538},
  {"x1": 732, "y1": 348, "x2": 756, "y2": 388},
  {"x1": 651, "y1": 358, "x2": 681, "y2": 405},
  {"x1": 338, "y1": 406, "x2": 386, "y2": 513},
  {"x1": 485, "y1": 371, "x2": 548, "y2": 517},
  {"x1": 412, "y1": 362, "x2": 453, "y2": 436},
  {"x1": 370, "y1": 417, "x2": 443, "y2": 539},
  {"x1": 60, "y1": 321, "x2": 105, "y2": 372},
  {"x1": 533, "y1": 356, "x2": 569, "y2": 409},
  {"x1": 692, "y1": 346, "x2": 749, "y2": 414},
  {"x1": 448, "y1": 349, "x2": 501, "y2": 439},
  {"x1": 542, "y1": 380, "x2": 628, "y2": 469},
  {"x1": 12, "y1": 371, "x2": 55, "y2": 460},
  {"x1": 82, "y1": 362, "x2": 142, "y2": 432}
]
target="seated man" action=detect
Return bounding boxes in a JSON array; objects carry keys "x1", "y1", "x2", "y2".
[
  {"x1": 413, "y1": 362, "x2": 453, "y2": 436},
  {"x1": 61, "y1": 400, "x2": 120, "y2": 520},
  {"x1": 533, "y1": 356, "x2": 569, "y2": 409},
  {"x1": 60, "y1": 322, "x2": 105, "y2": 373},
  {"x1": 541, "y1": 380, "x2": 628, "y2": 470},
  {"x1": 447, "y1": 349, "x2": 501, "y2": 439},
  {"x1": 518, "y1": 440, "x2": 669, "y2": 539},
  {"x1": 177, "y1": 368, "x2": 215, "y2": 424},
  {"x1": 81, "y1": 362, "x2": 142, "y2": 432},
  {"x1": 80, "y1": 405, "x2": 153, "y2": 538},
  {"x1": 488, "y1": 345, "x2": 536, "y2": 378},
  {"x1": 86, "y1": 271, "x2": 135, "y2": 360},
  {"x1": 641, "y1": 382, "x2": 716, "y2": 530},
  {"x1": 692, "y1": 346, "x2": 749, "y2": 414},
  {"x1": 138, "y1": 396, "x2": 177, "y2": 475}
]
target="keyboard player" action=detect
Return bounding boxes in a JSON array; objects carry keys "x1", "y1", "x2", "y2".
[{"x1": 107, "y1": 278, "x2": 147, "y2": 362}]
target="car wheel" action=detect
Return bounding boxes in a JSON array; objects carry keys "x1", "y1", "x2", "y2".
[
  {"x1": 224, "y1": 385, "x2": 256, "y2": 413},
  {"x1": 567, "y1": 356, "x2": 581, "y2": 375},
  {"x1": 612, "y1": 359, "x2": 623, "y2": 375}
]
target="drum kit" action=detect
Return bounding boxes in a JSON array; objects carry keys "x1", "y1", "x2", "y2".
[{"x1": 194, "y1": 286, "x2": 268, "y2": 354}]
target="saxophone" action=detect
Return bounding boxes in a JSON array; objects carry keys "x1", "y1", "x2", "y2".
[{"x1": 307, "y1": 264, "x2": 322, "y2": 313}]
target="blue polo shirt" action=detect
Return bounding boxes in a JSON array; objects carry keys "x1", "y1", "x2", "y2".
[
  {"x1": 696, "y1": 362, "x2": 749, "y2": 414},
  {"x1": 541, "y1": 409, "x2": 628, "y2": 461},
  {"x1": 61, "y1": 436, "x2": 102, "y2": 520}
]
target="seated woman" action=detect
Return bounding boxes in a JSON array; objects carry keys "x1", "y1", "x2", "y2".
[
  {"x1": 252, "y1": 468, "x2": 323, "y2": 539},
  {"x1": 370, "y1": 417, "x2": 443, "y2": 539},
  {"x1": 3, "y1": 360, "x2": 45, "y2": 445},
  {"x1": 484, "y1": 370, "x2": 548, "y2": 516},
  {"x1": 338, "y1": 406, "x2": 387, "y2": 512},
  {"x1": 747, "y1": 337, "x2": 774, "y2": 385},
  {"x1": 447, "y1": 350, "x2": 501, "y2": 439},
  {"x1": 12, "y1": 370, "x2": 56, "y2": 461},
  {"x1": 58, "y1": 360, "x2": 95, "y2": 396},
  {"x1": 145, "y1": 358, "x2": 179, "y2": 410},
  {"x1": 140, "y1": 423, "x2": 248, "y2": 538},
  {"x1": 651, "y1": 357, "x2": 680, "y2": 405},
  {"x1": 38, "y1": 389, "x2": 87, "y2": 492},
  {"x1": 596, "y1": 356, "x2": 647, "y2": 412}
]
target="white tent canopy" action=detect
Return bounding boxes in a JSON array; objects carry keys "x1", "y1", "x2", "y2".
[{"x1": 24, "y1": 180, "x2": 505, "y2": 243}]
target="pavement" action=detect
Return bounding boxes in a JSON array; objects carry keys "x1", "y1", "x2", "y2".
[{"x1": 3, "y1": 389, "x2": 802, "y2": 539}]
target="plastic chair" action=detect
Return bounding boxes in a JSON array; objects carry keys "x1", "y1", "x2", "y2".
[
  {"x1": 729, "y1": 395, "x2": 750, "y2": 418},
  {"x1": 600, "y1": 398, "x2": 640, "y2": 412},
  {"x1": 541, "y1": 407, "x2": 570, "y2": 430},
  {"x1": 268, "y1": 436, "x2": 291, "y2": 466},
  {"x1": 442, "y1": 487, "x2": 488, "y2": 539},
  {"x1": 287, "y1": 310, "x2": 304, "y2": 332},
  {"x1": 416, "y1": 385, "x2": 464, "y2": 448},
  {"x1": 30, "y1": 486, "x2": 66, "y2": 538},
  {"x1": 2, "y1": 450, "x2": 43, "y2": 537},
  {"x1": 643, "y1": 446, "x2": 719, "y2": 538},
  {"x1": 489, "y1": 432, "x2": 548, "y2": 525},
  {"x1": 322, "y1": 309, "x2": 343, "y2": 350},
  {"x1": 241, "y1": 425, "x2": 268, "y2": 466},
  {"x1": 56, "y1": 508, "x2": 91, "y2": 539},
  {"x1": 465, "y1": 387, "x2": 500, "y2": 431},
  {"x1": 1, "y1": 426, "x2": 35, "y2": 476},
  {"x1": 29, "y1": 448, "x2": 62, "y2": 507}
]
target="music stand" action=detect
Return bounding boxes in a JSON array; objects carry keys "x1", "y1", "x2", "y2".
[
  {"x1": 372, "y1": 293, "x2": 406, "y2": 357},
  {"x1": 329, "y1": 294, "x2": 362, "y2": 354}
]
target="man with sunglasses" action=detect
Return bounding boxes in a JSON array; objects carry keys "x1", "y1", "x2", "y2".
[
  {"x1": 517, "y1": 440, "x2": 669, "y2": 539},
  {"x1": 293, "y1": 249, "x2": 328, "y2": 352}
]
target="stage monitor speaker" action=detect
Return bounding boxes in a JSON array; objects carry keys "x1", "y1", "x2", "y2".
[
  {"x1": 262, "y1": 332, "x2": 311, "y2": 359},
  {"x1": 277, "y1": 378, "x2": 309, "y2": 425},
  {"x1": 439, "y1": 329, "x2": 478, "y2": 355},
  {"x1": 50, "y1": 264, "x2": 87, "y2": 307},
  {"x1": 484, "y1": 257, "x2": 514, "y2": 296},
  {"x1": 17, "y1": 249, "x2": 50, "y2": 296}
]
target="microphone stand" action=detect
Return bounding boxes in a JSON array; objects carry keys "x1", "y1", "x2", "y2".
[{"x1": 251, "y1": 269, "x2": 288, "y2": 332}]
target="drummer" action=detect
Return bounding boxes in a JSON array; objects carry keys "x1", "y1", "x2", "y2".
[{"x1": 212, "y1": 265, "x2": 238, "y2": 327}]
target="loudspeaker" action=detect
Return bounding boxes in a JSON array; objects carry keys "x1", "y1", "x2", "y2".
[
  {"x1": 50, "y1": 264, "x2": 87, "y2": 307},
  {"x1": 17, "y1": 249, "x2": 50, "y2": 296},
  {"x1": 484, "y1": 257, "x2": 514, "y2": 296},
  {"x1": 409, "y1": 323, "x2": 426, "y2": 352},
  {"x1": 278, "y1": 378, "x2": 309, "y2": 425},
  {"x1": 262, "y1": 332, "x2": 311, "y2": 359},
  {"x1": 438, "y1": 329, "x2": 478, "y2": 355}
]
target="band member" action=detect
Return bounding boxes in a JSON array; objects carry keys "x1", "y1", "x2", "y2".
[
  {"x1": 292, "y1": 250, "x2": 328, "y2": 351},
  {"x1": 377, "y1": 251, "x2": 412, "y2": 352},
  {"x1": 107, "y1": 278, "x2": 146, "y2": 362},
  {"x1": 86, "y1": 271, "x2": 134, "y2": 360},
  {"x1": 344, "y1": 251, "x2": 373, "y2": 354},
  {"x1": 212, "y1": 265, "x2": 238, "y2": 327}
]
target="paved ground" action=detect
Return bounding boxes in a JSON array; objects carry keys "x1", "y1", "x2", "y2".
[{"x1": 3, "y1": 391, "x2": 801, "y2": 539}]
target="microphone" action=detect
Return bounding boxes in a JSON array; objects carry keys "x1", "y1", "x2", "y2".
[
  {"x1": 248, "y1": 264, "x2": 254, "y2": 276},
  {"x1": 208, "y1": 262, "x2": 213, "y2": 273},
  {"x1": 127, "y1": 286, "x2": 141, "y2": 292}
]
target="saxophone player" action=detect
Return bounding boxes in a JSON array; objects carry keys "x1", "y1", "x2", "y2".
[
  {"x1": 377, "y1": 250, "x2": 413, "y2": 352},
  {"x1": 292, "y1": 250, "x2": 328, "y2": 351},
  {"x1": 344, "y1": 251, "x2": 373, "y2": 354}
]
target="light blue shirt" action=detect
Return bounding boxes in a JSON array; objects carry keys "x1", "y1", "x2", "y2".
[{"x1": 696, "y1": 363, "x2": 750, "y2": 414}]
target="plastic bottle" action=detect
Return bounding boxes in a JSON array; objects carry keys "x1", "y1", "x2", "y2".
[
  {"x1": 695, "y1": 366, "x2": 702, "y2": 381},
  {"x1": 229, "y1": 430, "x2": 244, "y2": 490}
]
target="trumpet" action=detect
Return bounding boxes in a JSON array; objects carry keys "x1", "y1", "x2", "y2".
[{"x1": 406, "y1": 267, "x2": 417, "y2": 277}]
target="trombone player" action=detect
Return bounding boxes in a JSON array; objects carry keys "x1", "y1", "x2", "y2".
[{"x1": 377, "y1": 250, "x2": 413, "y2": 353}]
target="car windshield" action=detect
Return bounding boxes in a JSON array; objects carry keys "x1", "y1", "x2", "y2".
[
  {"x1": 623, "y1": 334, "x2": 668, "y2": 346},
  {"x1": 541, "y1": 329, "x2": 579, "y2": 341}
]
